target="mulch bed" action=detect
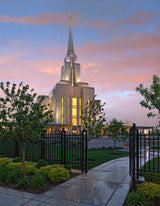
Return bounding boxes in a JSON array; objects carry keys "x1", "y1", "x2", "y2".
[{"x1": 0, "y1": 172, "x2": 79, "y2": 194}]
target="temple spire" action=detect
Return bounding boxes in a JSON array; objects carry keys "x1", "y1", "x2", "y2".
[{"x1": 67, "y1": 12, "x2": 74, "y2": 55}]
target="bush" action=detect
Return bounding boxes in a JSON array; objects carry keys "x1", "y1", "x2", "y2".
[
  {"x1": 126, "y1": 192, "x2": 150, "y2": 206},
  {"x1": 37, "y1": 166, "x2": 51, "y2": 177},
  {"x1": 7, "y1": 162, "x2": 22, "y2": 170},
  {"x1": 25, "y1": 162, "x2": 37, "y2": 175},
  {"x1": 50, "y1": 164, "x2": 65, "y2": 169},
  {"x1": 12, "y1": 157, "x2": 22, "y2": 163},
  {"x1": 0, "y1": 158, "x2": 12, "y2": 166},
  {"x1": 48, "y1": 167, "x2": 70, "y2": 184},
  {"x1": 32, "y1": 173, "x2": 46, "y2": 189},
  {"x1": 6, "y1": 162, "x2": 22, "y2": 183},
  {"x1": 137, "y1": 182, "x2": 160, "y2": 200},
  {"x1": 36, "y1": 159, "x2": 48, "y2": 169},
  {"x1": 144, "y1": 172, "x2": 160, "y2": 185},
  {"x1": 15, "y1": 176, "x2": 32, "y2": 189}
]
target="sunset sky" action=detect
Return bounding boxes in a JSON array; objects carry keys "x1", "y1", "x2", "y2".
[{"x1": 0, "y1": 0, "x2": 160, "y2": 126}]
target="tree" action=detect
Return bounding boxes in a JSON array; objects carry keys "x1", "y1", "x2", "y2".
[
  {"x1": 107, "y1": 118, "x2": 128, "y2": 151},
  {"x1": 136, "y1": 75, "x2": 160, "y2": 128},
  {"x1": 80, "y1": 95, "x2": 106, "y2": 137},
  {"x1": 0, "y1": 81, "x2": 53, "y2": 176}
]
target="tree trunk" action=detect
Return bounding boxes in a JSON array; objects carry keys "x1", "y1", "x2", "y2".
[
  {"x1": 22, "y1": 142, "x2": 25, "y2": 177},
  {"x1": 114, "y1": 140, "x2": 116, "y2": 152}
]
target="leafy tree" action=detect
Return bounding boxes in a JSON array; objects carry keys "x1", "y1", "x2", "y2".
[
  {"x1": 0, "y1": 81, "x2": 53, "y2": 176},
  {"x1": 81, "y1": 95, "x2": 106, "y2": 137},
  {"x1": 107, "y1": 118, "x2": 128, "y2": 151},
  {"x1": 136, "y1": 75, "x2": 160, "y2": 128}
]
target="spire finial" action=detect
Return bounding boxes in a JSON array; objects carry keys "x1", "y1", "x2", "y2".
[{"x1": 69, "y1": 11, "x2": 72, "y2": 24}]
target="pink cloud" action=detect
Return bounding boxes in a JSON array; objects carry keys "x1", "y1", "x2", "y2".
[
  {"x1": 91, "y1": 10, "x2": 155, "y2": 31},
  {"x1": 79, "y1": 32, "x2": 160, "y2": 56},
  {"x1": 0, "y1": 13, "x2": 86, "y2": 26}
]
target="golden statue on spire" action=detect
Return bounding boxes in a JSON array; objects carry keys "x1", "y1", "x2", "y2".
[{"x1": 69, "y1": 11, "x2": 72, "y2": 24}]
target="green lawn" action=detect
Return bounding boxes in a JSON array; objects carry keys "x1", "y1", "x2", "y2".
[
  {"x1": 88, "y1": 149, "x2": 129, "y2": 169},
  {"x1": 141, "y1": 157, "x2": 160, "y2": 172}
]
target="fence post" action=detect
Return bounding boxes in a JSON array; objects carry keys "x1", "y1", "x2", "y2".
[
  {"x1": 41, "y1": 131, "x2": 45, "y2": 160},
  {"x1": 129, "y1": 123, "x2": 136, "y2": 190},
  {"x1": 82, "y1": 130, "x2": 88, "y2": 173},
  {"x1": 61, "y1": 128, "x2": 66, "y2": 167},
  {"x1": 15, "y1": 140, "x2": 19, "y2": 157}
]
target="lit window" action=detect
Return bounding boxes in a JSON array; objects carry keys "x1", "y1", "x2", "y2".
[
  {"x1": 68, "y1": 97, "x2": 70, "y2": 124},
  {"x1": 79, "y1": 98, "x2": 81, "y2": 125},
  {"x1": 72, "y1": 97, "x2": 77, "y2": 126},
  {"x1": 61, "y1": 97, "x2": 64, "y2": 124}
]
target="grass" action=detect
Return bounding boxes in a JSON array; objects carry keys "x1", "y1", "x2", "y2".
[
  {"x1": 141, "y1": 157, "x2": 160, "y2": 172},
  {"x1": 88, "y1": 149, "x2": 129, "y2": 169}
]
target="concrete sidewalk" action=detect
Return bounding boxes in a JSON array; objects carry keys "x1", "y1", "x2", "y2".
[{"x1": 0, "y1": 156, "x2": 131, "y2": 206}]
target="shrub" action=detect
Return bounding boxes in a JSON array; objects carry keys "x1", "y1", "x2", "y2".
[
  {"x1": 137, "y1": 182, "x2": 160, "y2": 200},
  {"x1": 37, "y1": 166, "x2": 51, "y2": 178},
  {"x1": 32, "y1": 173, "x2": 46, "y2": 189},
  {"x1": 6, "y1": 162, "x2": 22, "y2": 170},
  {"x1": 144, "y1": 172, "x2": 160, "y2": 185},
  {"x1": 36, "y1": 159, "x2": 48, "y2": 169},
  {"x1": 0, "y1": 158, "x2": 12, "y2": 166},
  {"x1": 48, "y1": 167, "x2": 70, "y2": 184},
  {"x1": 15, "y1": 176, "x2": 32, "y2": 189},
  {"x1": 6, "y1": 162, "x2": 22, "y2": 183},
  {"x1": 126, "y1": 192, "x2": 150, "y2": 206},
  {"x1": 12, "y1": 157, "x2": 22, "y2": 163},
  {"x1": 50, "y1": 164, "x2": 65, "y2": 169},
  {"x1": 25, "y1": 162, "x2": 37, "y2": 175}
]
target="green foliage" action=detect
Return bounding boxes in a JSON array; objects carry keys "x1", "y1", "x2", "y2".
[
  {"x1": 144, "y1": 172, "x2": 160, "y2": 185},
  {"x1": 126, "y1": 192, "x2": 150, "y2": 206},
  {"x1": 36, "y1": 159, "x2": 48, "y2": 169},
  {"x1": 32, "y1": 172, "x2": 46, "y2": 189},
  {"x1": 50, "y1": 164, "x2": 65, "y2": 169},
  {"x1": 25, "y1": 162, "x2": 37, "y2": 175},
  {"x1": 136, "y1": 75, "x2": 160, "y2": 128},
  {"x1": 106, "y1": 118, "x2": 128, "y2": 150},
  {"x1": 48, "y1": 167, "x2": 70, "y2": 184},
  {"x1": 137, "y1": 182, "x2": 160, "y2": 200},
  {"x1": 12, "y1": 157, "x2": 22, "y2": 163},
  {"x1": 15, "y1": 176, "x2": 32, "y2": 189},
  {"x1": 81, "y1": 95, "x2": 106, "y2": 137},
  {"x1": 0, "y1": 158, "x2": 12, "y2": 165},
  {"x1": 37, "y1": 166, "x2": 51, "y2": 177},
  {"x1": 0, "y1": 81, "x2": 53, "y2": 176},
  {"x1": 5, "y1": 162, "x2": 22, "y2": 183},
  {"x1": 6, "y1": 162, "x2": 22, "y2": 170}
]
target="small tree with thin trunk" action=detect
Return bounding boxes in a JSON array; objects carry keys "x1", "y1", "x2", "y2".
[
  {"x1": 0, "y1": 81, "x2": 53, "y2": 176},
  {"x1": 81, "y1": 95, "x2": 106, "y2": 137},
  {"x1": 136, "y1": 75, "x2": 160, "y2": 128},
  {"x1": 107, "y1": 118, "x2": 128, "y2": 151}
]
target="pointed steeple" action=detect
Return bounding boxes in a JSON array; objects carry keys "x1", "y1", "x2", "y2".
[{"x1": 67, "y1": 12, "x2": 74, "y2": 55}]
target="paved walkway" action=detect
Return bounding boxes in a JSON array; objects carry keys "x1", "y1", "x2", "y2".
[{"x1": 0, "y1": 157, "x2": 131, "y2": 206}]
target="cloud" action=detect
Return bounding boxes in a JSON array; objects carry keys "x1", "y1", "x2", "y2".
[
  {"x1": 0, "y1": 12, "x2": 86, "y2": 26},
  {"x1": 79, "y1": 32, "x2": 160, "y2": 56},
  {"x1": 90, "y1": 10, "x2": 155, "y2": 32}
]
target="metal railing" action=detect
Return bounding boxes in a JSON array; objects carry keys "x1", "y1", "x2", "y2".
[
  {"x1": 0, "y1": 129, "x2": 88, "y2": 173},
  {"x1": 129, "y1": 124, "x2": 160, "y2": 186}
]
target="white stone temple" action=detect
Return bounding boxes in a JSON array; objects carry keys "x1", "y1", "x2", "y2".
[{"x1": 38, "y1": 14, "x2": 95, "y2": 133}]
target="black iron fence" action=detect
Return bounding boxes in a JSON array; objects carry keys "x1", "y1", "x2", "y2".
[
  {"x1": 0, "y1": 129, "x2": 88, "y2": 173},
  {"x1": 129, "y1": 123, "x2": 160, "y2": 185}
]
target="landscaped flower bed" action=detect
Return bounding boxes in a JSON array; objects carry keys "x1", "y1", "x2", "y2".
[
  {"x1": 0, "y1": 157, "x2": 77, "y2": 194},
  {"x1": 124, "y1": 172, "x2": 160, "y2": 206}
]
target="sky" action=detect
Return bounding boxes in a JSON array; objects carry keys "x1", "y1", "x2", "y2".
[{"x1": 0, "y1": 0, "x2": 160, "y2": 126}]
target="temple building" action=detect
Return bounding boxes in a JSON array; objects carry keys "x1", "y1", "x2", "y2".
[{"x1": 39, "y1": 14, "x2": 95, "y2": 133}]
